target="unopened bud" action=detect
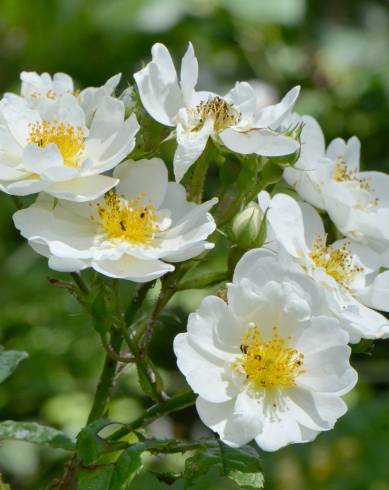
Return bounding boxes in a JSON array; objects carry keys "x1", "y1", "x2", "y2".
[
  {"x1": 119, "y1": 86, "x2": 138, "y2": 118},
  {"x1": 231, "y1": 203, "x2": 266, "y2": 250}
]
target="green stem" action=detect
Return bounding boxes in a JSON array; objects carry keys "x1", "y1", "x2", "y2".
[
  {"x1": 87, "y1": 328, "x2": 122, "y2": 423},
  {"x1": 70, "y1": 272, "x2": 89, "y2": 295},
  {"x1": 108, "y1": 391, "x2": 196, "y2": 441},
  {"x1": 188, "y1": 140, "x2": 214, "y2": 203}
]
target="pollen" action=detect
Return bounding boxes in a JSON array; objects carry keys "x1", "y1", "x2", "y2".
[
  {"x1": 30, "y1": 89, "x2": 81, "y2": 100},
  {"x1": 94, "y1": 191, "x2": 159, "y2": 245},
  {"x1": 192, "y1": 96, "x2": 241, "y2": 132},
  {"x1": 237, "y1": 324, "x2": 305, "y2": 389},
  {"x1": 333, "y1": 159, "x2": 371, "y2": 191},
  {"x1": 309, "y1": 234, "x2": 363, "y2": 288},
  {"x1": 27, "y1": 120, "x2": 85, "y2": 167}
]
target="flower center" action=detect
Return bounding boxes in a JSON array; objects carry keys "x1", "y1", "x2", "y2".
[
  {"x1": 192, "y1": 96, "x2": 241, "y2": 132},
  {"x1": 237, "y1": 324, "x2": 304, "y2": 389},
  {"x1": 333, "y1": 159, "x2": 371, "y2": 191},
  {"x1": 94, "y1": 191, "x2": 159, "y2": 244},
  {"x1": 27, "y1": 120, "x2": 85, "y2": 168},
  {"x1": 309, "y1": 235, "x2": 363, "y2": 288}
]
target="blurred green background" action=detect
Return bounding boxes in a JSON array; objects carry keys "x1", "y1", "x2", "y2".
[{"x1": 1, "y1": 0, "x2": 389, "y2": 488}]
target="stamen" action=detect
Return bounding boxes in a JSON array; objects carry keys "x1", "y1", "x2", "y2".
[
  {"x1": 28, "y1": 120, "x2": 85, "y2": 168},
  {"x1": 94, "y1": 191, "x2": 159, "y2": 245},
  {"x1": 192, "y1": 96, "x2": 240, "y2": 132},
  {"x1": 236, "y1": 325, "x2": 305, "y2": 390},
  {"x1": 309, "y1": 234, "x2": 363, "y2": 288}
]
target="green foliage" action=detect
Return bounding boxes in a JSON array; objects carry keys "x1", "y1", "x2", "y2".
[
  {"x1": 0, "y1": 347, "x2": 28, "y2": 384},
  {"x1": 0, "y1": 421, "x2": 75, "y2": 450},
  {"x1": 78, "y1": 465, "x2": 115, "y2": 490},
  {"x1": 184, "y1": 444, "x2": 264, "y2": 489}
]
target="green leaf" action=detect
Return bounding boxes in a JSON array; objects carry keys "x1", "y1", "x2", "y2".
[
  {"x1": 184, "y1": 444, "x2": 264, "y2": 489},
  {"x1": 77, "y1": 419, "x2": 125, "y2": 465},
  {"x1": 109, "y1": 444, "x2": 143, "y2": 489},
  {"x1": 0, "y1": 421, "x2": 75, "y2": 450},
  {"x1": 78, "y1": 465, "x2": 115, "y2": 490},
  {"x1": 0, "y1": 346, "x2": 28, "y2": 383},
  {"x1": 129, "y1": 473, "x2": 185, "y2": 490}
]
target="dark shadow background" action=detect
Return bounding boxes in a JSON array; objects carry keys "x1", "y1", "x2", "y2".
[{"x1": 0, "y1": 0, "x2": 389, "y2": 488}]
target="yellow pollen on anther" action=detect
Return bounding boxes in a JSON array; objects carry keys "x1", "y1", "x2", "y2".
[
  {"x1": 30, "y1": 89, "x2": 81, "y2": 100},
  {"x1": 309, "y1": 234, "x2": 363, "y2": 288},
  {"x1": 237, "y1": 325, "x2": 305, "y2": 389},
  {"x1": 27, "y1": 120, "x2": 85, "y2": 168},
  {"x1": 192, "y1": 96, "x2": 241, "y2": 132},
  {"x1": 94, "y1": 191, "x2": 159, "y2": 245},
  {"x1": 333, "y1": 159, "x2": 371, "y2": 191}
]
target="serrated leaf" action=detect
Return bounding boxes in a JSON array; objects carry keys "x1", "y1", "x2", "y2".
[
  {"x1": 0, "y1": 347, "x2": 28, "y2": 383},
  {"x1": 0, "y1": 421, "x2": 75, "y2": 450},
  {"x1": 78, "y1": 465, "x2": 115, "y2": 490},
  {"x1": 109, "y1": 444, "x2": 143, "y2": 489},
  {"x1": 184, "y1": 444, "x2": 264, "y2": 489}
]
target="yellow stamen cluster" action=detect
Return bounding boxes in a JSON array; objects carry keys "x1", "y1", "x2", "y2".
[
  {"x1": 192, "y1": 96, "x2": 241, "y2": 132},
  {"x1": 333, "y1": 160, "x2": 371, "y2": 191},
  {"x1": 238, "y1": 325, "x2": 305, "y2": 389},
  {"x1": 309, "y1": 235, "x2": 363, "y2": 288},
  {"x1": 30, "y1": 89, "x2": 81, "y2": 100},
  {"x1": 27, "y1": 120, "x2": 85, "y2": 168},
  {"x1": 94, "y1": 191, "x2": 159, "y2": 244}
]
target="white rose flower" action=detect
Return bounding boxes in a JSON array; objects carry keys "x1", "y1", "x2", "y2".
[
  {"x1": 284, "y1": 116, "x2": 389, "y2": 267},
  {"x1": 0, "y1": 83, "x2": 139, "y2": 201},
  {"x1": 13, "y1": 158, "x2": 217, "y2": 282},
  {"x1": 266, "y1": 192, "x2": 389, "y2": 343},
  {"x1": 174, "y1": 248, "x2": 357, "y2": 451},
  {"x1": 134, "y1": 43, "x2": 300, "y2": 182},
  {"x1": 14, "y1": 71, "x2": 121, "y2": 124}
]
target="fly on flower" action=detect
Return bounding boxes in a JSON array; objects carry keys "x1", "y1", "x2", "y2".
[
  {"x1": 0, "y1": 72, "x2": 139, "y2": 201},
  {"x1": 13, "y1": 158, "x2": 217, "y2": 281},
  {"x1": 134, "y1": 43, "x2": 301, "y2": 182},
  {"x1": 174, "y1": 248, "x2": 357, "y2": 451}
]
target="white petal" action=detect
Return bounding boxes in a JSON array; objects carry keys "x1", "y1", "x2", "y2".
[
  {"x1": 173, "y1": 120, "x2": 211, "y2": 182},
  {"x1": 196, "y1": 392, "x2": 263, "y2": 447},
  {"x1": 294, "y1": 315, "x2": 349, "y2": 355},
  {"x1": 0, "y1": 177, "x2": 47, "y2": 196},
  {"x1": 134, "y1": 43, "x2": 183, "y2": 126},
  {"x1": 88, "y1": 96, "x2": 125, "y2": 142},
  {"x1": 92, "y1": 255, "x2": 174, "y2": 282},
  {"x1": 219, "y1": 128, "x2": 299, "y2": 156},
  {"x1": 267, "y1": 193, "x2": 310, "y2": 258},
  {"x1": 162, "y1": 241, "x2": 214, "y2": 262},
  {"x1": 114, "y1": 158, "x2": 168, "y2": 208},
  {"x1": 1, "y1": 97, "x2": 40, "y2": 146},
  {"x1": 186, "y1": 296, "x2": 239, "y2": 362},
  {"x1": 86, "y1": 113, "x2": 139, "y2": 174},
  {"x1": 180, "y1": 42, "x2": 198, "y2": 106},
  {"x1": 174, "y1": 334, "x2": 235, "y2": 403},
  {"x1": 299, "y1": 201, "x2": 325, "y2": 248},
  {"x1": 46, "y1": 174, "x2": 118, "y2": 202},
  {"x1": 355, "y1": 270, "x2": 389, "y2": 313},
  {"x1": 254, "y1": 86, "x2": 300, "y2": 129},
  {"x1": 298, "y1": 345, "x2": 357, "y2": 395},
  {"x1": 48, "y1": 256, "x2": 88, "y2": 272},
  {"x1": 225, "y1": 82, "x2": 257, "y2": 115}
]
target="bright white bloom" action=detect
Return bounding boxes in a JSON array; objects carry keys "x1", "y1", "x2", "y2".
[
  {"x1": 134, "y1": 43, "x2": 300, "y2": 182},
  {"x1": 284, "y1": 116, "x2": 389, "y2": 267},
  {"x1": 0, "y1": 74, "x2": 138, "y2": 201},
  {"x1": 174, "y1": 248, "x2": 357, "y2": 451},
  {"x1": 13, "y1": 158, "x2": 217, "y2": 282},
  {"x1": 13, "y1": 71, "x2": 122, "y2": 124},
  {"x1": 266, "y1": 192, "x2": 389, "y2": 343}
]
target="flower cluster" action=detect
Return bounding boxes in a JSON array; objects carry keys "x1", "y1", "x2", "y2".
[{"x1": 2, "y1": 44, "x2": 389, "y2": 461}]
